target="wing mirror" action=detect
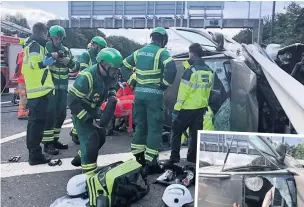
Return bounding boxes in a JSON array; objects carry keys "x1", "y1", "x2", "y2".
[{"x1": 212, "y1": 32, "x2": 225, "y2": 51}]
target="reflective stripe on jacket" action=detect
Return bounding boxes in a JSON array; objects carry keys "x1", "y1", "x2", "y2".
[
  {"x1": 174, "y1": 59, "x2": 213, "y2": 111},
  {"x1": 22, "y1": 41, "x2": 54, "y2": 99}
]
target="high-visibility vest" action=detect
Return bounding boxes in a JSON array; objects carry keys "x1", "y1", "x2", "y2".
[
  {"x1": 203, "y1": 106, "x2": 214, "y2": 131},
  {"x1": 22, "y1": 41, "x2": 54, "y2": 99},
  {"x1": 116, "y1": 83, "x2": 134, "y2": 98},
  {"x1": 16, "y1": 49, "x2": 24, "y2": 76},
  {"x1": 174, "y1": 61, "x2": 213, "y2": 111}
]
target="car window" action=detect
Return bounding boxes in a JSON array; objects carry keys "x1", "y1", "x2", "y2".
[
  {"x1": 204, "y1": 58, "x2": 230, "y2": 92},
  {"x1": 175, "y1": 30, "x2": 217, "y2": 51},
  {"x1": 166, "y1": 29, "x2": 191, "y2": 56}
]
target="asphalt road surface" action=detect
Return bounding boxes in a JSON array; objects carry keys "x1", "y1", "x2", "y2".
[{"x1": 1, "y1": 92, "x2": 195, "y2": 207}]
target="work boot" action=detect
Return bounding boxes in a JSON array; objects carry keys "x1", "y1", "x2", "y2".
[
  {"x1": 70, "y1": 130, "x2": 80, "y2": 145},
  {"x1": 135, "y1": 152, "x2": 146, "y2": 167},
  {"x1": 53, "y1": 140, "x2": 68, "y2": 150},
  {"x1": 28, "y1": 153, "x2": 51, "y2": 166},
  {"x1": 71, "y1": 154, "x2": 81, "y2": 167},
  {"x1": 143, "y1": 160, "x2": 164, "y2": 176},
  {"x1": 162, "y1": 159, "x2": 179, "y2": 168},
  {"x1": 44, "y1": 142, "x2": 59, "y2": 155}
]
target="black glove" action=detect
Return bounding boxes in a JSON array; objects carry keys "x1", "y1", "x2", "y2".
[
  {"x1": 108, "y1": 89, "x2": 116, "y2": 97},
  {"x1": 99, "y1": 96, "x2": 117, "y2": 127}
]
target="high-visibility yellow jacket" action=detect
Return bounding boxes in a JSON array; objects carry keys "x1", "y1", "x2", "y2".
[
  {"x1": 174, "y1": 58, "x2": 213, "y2": 112},
  {"x1": 22, "y1": 37, "x2": 54, "y2": 99}
]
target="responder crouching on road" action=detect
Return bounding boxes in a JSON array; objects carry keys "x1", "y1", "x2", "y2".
[
  {"x1": 121, "y1": 27, "x2": 177, "y2": 176},
  {"x1": 165, "y1": 43, "x2": 215, "y2": 166},
  {"x1": 68, "y1": 48, "x2": 122, "y2": 176},
  {"x1": 70, "y1": 36, "x2": 107, "y2": 145},
  {"x1": 42, "y1": 25, "x2": 77, "y2": 155},
  {"x1": 22, "y1": 22, "x2": 55, "y2": 165}
]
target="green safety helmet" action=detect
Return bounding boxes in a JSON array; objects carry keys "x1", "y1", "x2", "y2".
[
  {"x1": 49, "y1": 25, "x2": 66, "y2": 38},
  {"x1": 91, "y1": 36, "x2": 107, "y2": 48},
  {"x1": 96, "y1": 48, "x2": 123, "y2": 69},
  {"x1": 150, "y1": 27, "x2": 168, "y2": 47},
  {"x1": 151, "y1": 27, "x2": 168, "y2": 36}
]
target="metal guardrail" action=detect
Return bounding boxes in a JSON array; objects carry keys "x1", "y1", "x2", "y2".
[{"x1": 243, "y1": 44, "x2": 304, "y2": 134}]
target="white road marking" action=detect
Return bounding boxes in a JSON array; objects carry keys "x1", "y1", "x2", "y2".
[
  {"x1": 1, "y1": 119, "x2": 72, "y2": 144},
  {"x1": 1, "y1": 148, "x2": 187, "y2": 178},
  {"x1": 0, "y1": 101, "x2": 12, "y2": 105},
  {"x1": 62, "y1": 123, "x2": 73, "y2": 128}
]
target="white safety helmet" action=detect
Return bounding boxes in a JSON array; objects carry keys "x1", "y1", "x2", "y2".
[
  {"x1": 162, "y1": 184, "x2": 193, "y2": 207},
  {"x1": 66, "y1": 174, "x2": 88, "y2": 198}
]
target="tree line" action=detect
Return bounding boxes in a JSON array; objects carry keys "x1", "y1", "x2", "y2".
[
  {"x1": 233, "y1": 2, "x2": 304, "y2": 46},
  {"x1": 3, "y1": 13, "x2": 144, "y2": 58}
]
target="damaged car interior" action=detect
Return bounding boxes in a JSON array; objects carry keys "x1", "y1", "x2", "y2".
[
  {"x1": 164, "y1": 28, "x2": 304, "y2": 135},
  {"x1": 198, "y1": 135, "x2": 300, "y2": 207}
]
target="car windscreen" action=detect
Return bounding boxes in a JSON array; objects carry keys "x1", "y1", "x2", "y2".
[
  {"x1": 248, "y1": 135, "x2": 281, "y2": 168},
  {"x1": 199, "y1": 134, "x2": 279, "y2": 171},
  {"x1": 175, "y1": 29, "x2": 217, "y2": 51}
]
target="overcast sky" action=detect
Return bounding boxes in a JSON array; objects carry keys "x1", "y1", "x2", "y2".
[{"x1": 2, "y1": 1, "x2": 304, "y2": 43}]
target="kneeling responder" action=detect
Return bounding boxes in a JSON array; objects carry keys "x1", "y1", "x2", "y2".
[
  {"x1": 166, "y1": 43, "x2": 214, "y2": 166},
  {"x1": 68, "y1": 48, "x2": 122, "y2": 175},
  {"x1": 23, "y1": 22, "x2": 55, "y2": 165},
  {"x1": 70, "y1": 36, "x2": 107, "y2": 145},
  {"x1": 42, "y1": 25, "x2": 77, "y2": 155},
  {"x1": 120, "y1": 27, "x2": 177, "y2": 175}
]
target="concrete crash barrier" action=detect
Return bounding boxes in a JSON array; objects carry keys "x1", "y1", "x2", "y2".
[{"x1": 243, "y1": 44, "x2": 304, "y2": 134}]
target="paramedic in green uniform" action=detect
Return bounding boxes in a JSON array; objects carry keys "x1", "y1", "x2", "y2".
[
  {"x1": 70, "y1": 36, "x2": 107, "y2": 145},
  {"x1": 68, "y1": 48, "x2": 122, "y2": 175},
  {"x1": 42, "y1": 25, "x2": 77, "y2": 155},
  {"x1": 121, "y1": 27, "x2": 177, "y2": 175}
]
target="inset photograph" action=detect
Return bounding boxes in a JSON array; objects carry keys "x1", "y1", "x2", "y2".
[{"x1": 197, "y1": 131, "x2": 304, "y2": 207}]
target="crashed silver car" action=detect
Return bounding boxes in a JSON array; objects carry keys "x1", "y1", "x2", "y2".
[
  {"x1": 164, "y1": 28, "x2": 304, "y2": 134},
  {"x1": 198, "y1": 135, "x2": 304, "y2": 207}
]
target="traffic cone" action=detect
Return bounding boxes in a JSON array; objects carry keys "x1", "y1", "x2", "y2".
[{"x1": 17, "y1": 77, "x2": 29, "y2": 120}]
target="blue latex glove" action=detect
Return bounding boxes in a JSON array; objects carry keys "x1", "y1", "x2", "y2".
[
  {"x1": 43, "y1": 56, "x2": 54, "y2": 66},
  {"x1": 172, "y1": 112, "x2": 178, "y2": 121}
]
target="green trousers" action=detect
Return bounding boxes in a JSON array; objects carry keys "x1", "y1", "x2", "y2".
[
  {"x1": 131, "y1": 91, "x2": 164, "y2": 163},
  {"x1": 43, "y1": 89, "x2": 67, "y2": 142},
  {"x1": 72, "y1": 116, "x2": 106, "y2": 175},
  {"x1": 71, "y1": 126, "x2": 78, "y2": 135}
]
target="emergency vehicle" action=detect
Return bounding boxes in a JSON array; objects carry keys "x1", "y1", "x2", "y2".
[{"x1": 1, "y1": 35, "x2": 22, "y2": 93}]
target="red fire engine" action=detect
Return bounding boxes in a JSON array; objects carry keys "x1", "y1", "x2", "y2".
[{"x1": 1, "y1": 35, "x2": 22, "y2": 93}]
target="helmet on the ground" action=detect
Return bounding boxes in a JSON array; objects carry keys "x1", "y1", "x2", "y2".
[
  {"x1": 162, "y1": 184, "x2": 193, "y2": 207},
  {"x1": 49, "y1": 25, "x2": 66, "y2": 38},
  {"x1": 150, "y1": 27, "x2": 168, "y2": 47},
  {"x1": 91, "y1": 36, "x2": 107, "y2": 48},
  {"x1": 96, "y1": 48, "x2": 123, "y2": 68},
  {"x1": 66, "y1": 174, "x2": 88, "y2": 198}
]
